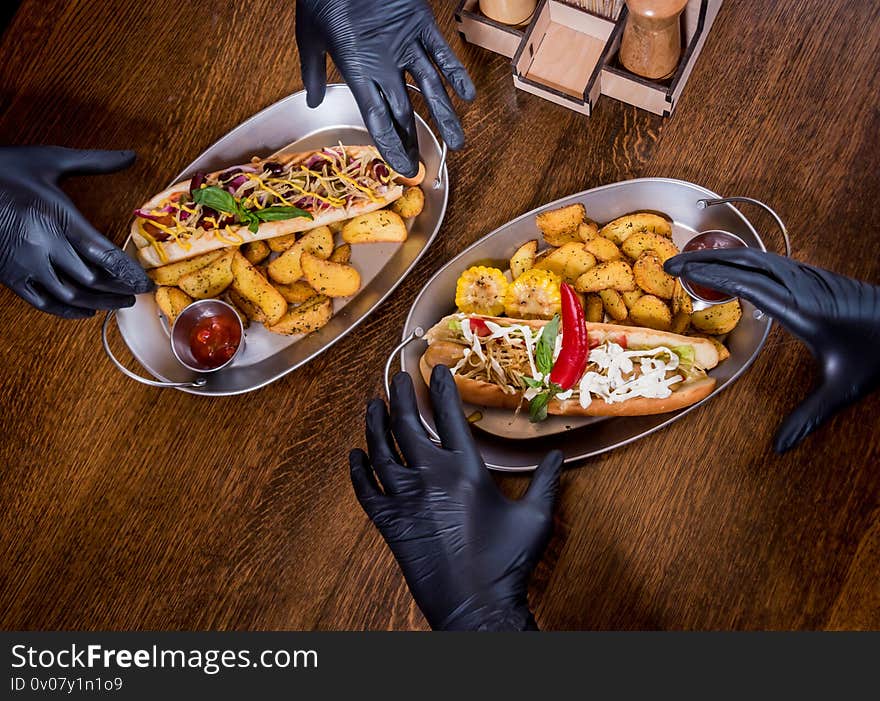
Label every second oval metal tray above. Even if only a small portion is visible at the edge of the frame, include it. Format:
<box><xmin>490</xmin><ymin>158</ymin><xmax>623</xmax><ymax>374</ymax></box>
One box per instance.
<box><xmin>400</xmin><ymin>178</ymin><xmax>775</xmax><ymax>471</ymax></box>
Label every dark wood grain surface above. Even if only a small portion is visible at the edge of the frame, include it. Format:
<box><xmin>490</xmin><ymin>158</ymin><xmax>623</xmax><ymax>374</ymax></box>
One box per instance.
<box><xmin>1</xmin><ymin>0</ymin><xmax>878</xmax><ymax>631</ymax></box>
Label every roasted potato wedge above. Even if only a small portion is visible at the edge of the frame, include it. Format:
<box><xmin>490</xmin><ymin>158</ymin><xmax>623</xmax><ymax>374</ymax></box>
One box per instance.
<box><xmin>510</xmin><ymin>239</ymin><xmax>538</xmax><ymax>280</ymax></box>
<box><xmin>574</xmin><ymin>260</ymin><xmax>637</xmax><ymax>293</ymax></box>
<box><xmin>598</xmin><ymin>289</ymin><xmax>628</xmax><ymax>321</ymax></box>
<box><xmin>621</xmin><ymin>289</ymin><xmax>644</xmax><ymax>310</ymax></box>
<box><xmin>301</xmin><ymin>252</ymin><xmax>361</xmax><ymax>297</ymax></box>
<box><xmin>329</xmin><ymin>243</ymin><xmax>352</xmax><ymax>264</ymax></box>
<box><xmin>536</xmin><ymin>203</ymin><xmax>585</xmax><ymax>246</ymax></box>
<box><xmin>599</xmin><ymin>213</ymin><xmax>672</xmax><ymax>245</ymax></box>
<box><xmin>231</xmin><ymin>251</ymin><xmax>286</xmax><ymax>326</ymax></box>
<box><xmin>155</xmin><ymin>286</ymin><xmax>192</xmax><ymax>326</ymax></box>
<box><xmin>629</xmin><ymin>294</ymin><xmax>672</xmax><ymax>331</ymax></box>
<box><xmin>267</xmin><ymin>233</ymin><xmax>298</xmax><ymax>252</ymax></box>
<box><xmin>241</xmin><ymin>240</ymin><xmax>271</xmax><ymax>265</ymax></box>
<box><xmin>177</xmin><ymin>249</ymin><xmax>234</xmax><ymax>299</ymax></box>
<box><xmin>342</xmin><ymin>210</ymin><xmax>407</xmax><ymax>244</ymax></box>
<box><xmin>670</xmin><ymin>310</ymin><xmax>691</xmax><ymax>334</ymax></box>
<box><xmin>267</xmin><ymin>295</ymin><xmax>333</xmax><ymax>336</ymax></box>
<box><xmin>577</xmin><ymin>220</ymin><xmax>599</xmax><ymax>242</ymax></box>
<box><xmin>273</xmin><ymin>280</ymin><xmax>317</xmax><ymax>304</ymax></box>
<box><xmin>267</xmin><ymin>226</ymin><xmax>334</xmax><ymax>284</ymax></box>
<box><xmin>390</xmin><ymin>186</ymin><xmax>425</xmax><ymax>219</ymax></box>
<box><xmin>584</xmin><ymin>236</ymin><xmax>622</xmax><ymax>262</ymax></box>
<box><xmin>672</xmin><ymin>279</ymin><xmax>694</xmax><ymax>315</ymax></box>
<box><xmin>226</xmin><ymin>289</ymin><xmax>266</xmax><ymax>324</ymax></box>
<box><xmin>533</xmin><ymin>242</ymin><xmax>596</xmax><ymax>284</ymax></box>
<box><xmin>634</xmin><ymin>252</ymin><xmax>675</xmax><ymax>298</ymax></box>
<box><xmin>147</xmin><ymin>250</ymin><xmax>226</xmax><ymax>286</ymax></box>
<box><xmin>691</xmin><ymin>299</ymin><xmax>742</xmax><ymax>335</ymax></box>
<box><xmin>621</xmin><ymin>231</ymin><xmax>680</xmax><ymax>262</ymax></box>
<box><xmin>584</xmin><ymin>293</ymin><xmax>604</xmax><ymax>323</ymax></box>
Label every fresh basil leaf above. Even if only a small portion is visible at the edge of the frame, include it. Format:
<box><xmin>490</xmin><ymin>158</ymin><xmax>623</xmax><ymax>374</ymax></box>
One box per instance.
<box><xmin>535</xmin><ymin>314</ymin><xmax>560</xmax><ymax>376</ymax></box>
<box><xmin>247</xmin><ymin>218</ymin><xmax>260</xmax><ymax>234</ymax></box>
<box><xmin>192</xmin><ymin>186</ymin><xmax>238</xmax><ymax>215</ymax></box>
<box><xmin>529</xmin><ymin>390</ymin><xmax>551</xmax><ymax>423</ymax></box>
<box><xmin>521</xmin><ymin>376</ymin><xmax>544</xmax><ymax>389</ymax></box>
<box><xmin>254</xmin><ymin>205</ymin><xmax>313</xmax><ymax>222</ymax></box>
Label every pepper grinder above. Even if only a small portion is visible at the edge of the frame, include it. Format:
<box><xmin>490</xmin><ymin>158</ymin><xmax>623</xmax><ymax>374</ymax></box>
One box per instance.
<box><xmin>619</xmin><ymin>0</ymin><xmax>689</xmax><ymax>80</ymax></box>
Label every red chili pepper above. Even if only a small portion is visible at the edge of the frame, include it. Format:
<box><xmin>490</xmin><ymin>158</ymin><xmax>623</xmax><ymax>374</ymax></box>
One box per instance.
<box><xmin>468</xmin><ymin>318</ymin><xmax>492</xmax><ymax>337</ymax></box>
<box><xmin>549</xmin><ymin>283</ymin><xmax>589</xmax><ymax>390</ymax></box>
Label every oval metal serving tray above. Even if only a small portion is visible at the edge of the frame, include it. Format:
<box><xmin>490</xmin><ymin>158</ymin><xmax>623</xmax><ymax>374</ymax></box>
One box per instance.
<box><xmin>400</xmin><ymin>178</ymin><xmax>772</xmax><ymax>472</ymax></box>
<box><xmin>112</xmin><ymin>84</ymin><xmax>447</xmax><ymax>395</ymax></box>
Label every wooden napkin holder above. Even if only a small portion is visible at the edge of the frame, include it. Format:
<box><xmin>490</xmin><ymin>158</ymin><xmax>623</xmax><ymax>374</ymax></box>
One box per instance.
<box><xmin>455</xmin><ymin>0</ymin><xmax>723</xmax><ymax>116</ymax></box>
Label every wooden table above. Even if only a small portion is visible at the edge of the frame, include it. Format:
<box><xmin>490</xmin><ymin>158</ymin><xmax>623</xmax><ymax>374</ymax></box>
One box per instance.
<box><xmin>1</xmin><ymin>0</ymin><xmax>878</xmax><ymax>631</ymax></box>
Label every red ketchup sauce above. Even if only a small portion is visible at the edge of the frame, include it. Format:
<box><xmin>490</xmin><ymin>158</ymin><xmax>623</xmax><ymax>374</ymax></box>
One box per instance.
<box><xmin>189</xmin><ymin>314</ymin><xmax>242</xmax><ymax>369</ymax></box>
<box><xmin>681</xmin><ymin>231</ymin><xmax>747</xmax><ymax>302</ymax></box>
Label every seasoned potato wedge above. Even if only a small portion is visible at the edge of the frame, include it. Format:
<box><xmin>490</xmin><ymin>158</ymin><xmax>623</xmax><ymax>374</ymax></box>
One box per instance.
<box><xmin>390</xmin><ymin>186</ymin><xmax>425</xmax><ymax>219</ymax></box>
<box><xmin>634</xmin><ymin>252</ymin><xmax>675</xmax><ymax>298</ymax></box>
<box><xmin>584</xmin><ymin>293</ymin><xmax>604</xmax><ymax>323</ymax></box>
<box><xmin>599</xmin><ymin>213</ymin><xmax>672</xmax><ymax>245</ymax></box>
<box><xmin>221</xmin><ymin>293</ymin><xmax>250</xmax><ymax>329</ymax></box>
<box><xmin>536</xmin><ymin>203</ymin><xmax>585</xmax><ymax>246</ymax></box>
<box><xmin>155</xmin><ymin>286</ymin><xmax>192</xmax><ymax>325</ymax></box>
<box><xmin>267</xmin><ymin>226</ymin><xmax>334</xmax><ymax>284</ymax></box>
<box><xmin>231</xmin><ymin>251</ymin><xmax>287</xmax><ymax>326</ymax></box>
<box><xmin>329</xmin><ymin>243</ymin><xmax>352</xmax><ymax>265</ymax></box>
<box><xmin>598</xmin><ymin>289</ymin><xmax>628</xmax><ymax>321</ymax></box>
<box><xmin>533</xmin><ymin>242</ymin><xmax>596</xmax><ymax>284</ymax></box>
<box><xmin>577</xmin><ymin>220</ymin><xmax>599</xmax><ymax>242</ymax></box>
<box><xmin>147</xmin><ymin>250</ymin><xmax>226</xmax><ymax>286</ymax></box>
<box><xmin>241</xmin><ymin>240</ymin><xmax>271</xmax><ymax>265</ymax></box>
<box><xmin>584</xmin><ymin>236</ymin><xmax>622</xmax><ymax>262</ymax></box>
<box><xmin>510</xmin><ymin>239</ymin><xmax>538</xmax><ymax>280</ymax></box>
<box><xmin>621</xmin><ymin>289</ymin><xmax>644</xmax><ymax>310</ymax></box>
<box><xmin>267</xmin><ymin>295</ymin><xmax>333</xmax><ymax>336</ymax></box>
<box><xmin>670</xmin><ymin>310</ymin><xmax>691</xmax><ymax>334</ymax></box>
<box><xmin>226</xmin><ymin>289</ymin><xmax>266</xmax><ymax>324</ymax></box>
<box><xmin>267</xmin><ymin>233</ymin><xmax>298</xmax><ymax>252</ymax></box>
<box><xmin>621</xmin><ymin>231</ymin><xmax>680</xmax><ymax>262</ymax></box>
<box><xmin>301</xmin><ymin>252</ymin><xmax>361</xmax><ymax>297</ymax></box>
<box><xmin>177</xmin><ymin>249</ymin><xmax>234</xmax><ymax>299</ymax></box>
<box><xmin>629</xmin><ymin>294</ymin><xmax>673</xmax><ymax>331</ymax></box>
<box><xmin>672</xmin><ymin>279</ymin><xmax>694</xmax><ymax>315</ymax></box>
<box><xmin>273</xmin><ymin>280</ymin><xmax>317</xmax><ymax>304</ymax></box>
<box><xmin>342</xmin><ymin>210</ymin><xmax>407</xmax><ymax>244</ymax></box>
<box><xmin>691</xmin><ymin>299</ymin><xmax>742</xmax><ymax>335</ymax></box>
<box><xmin>574</xmin><ymin>260</ymin><xmax>637</xmax><ymax>293</ymax></box>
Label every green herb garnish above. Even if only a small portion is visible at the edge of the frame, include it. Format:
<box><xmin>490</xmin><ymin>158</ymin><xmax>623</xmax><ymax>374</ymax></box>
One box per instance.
<box><xmin>535</xmin><ymin>314</ymin><xmax>560</xmax><ymax>376</ymax></box>
<box><xmin>193</xmin><ymin>186</ymin><xmax>312</xmax><ymax>233</ymax></box>
<box><xmin>528</xmin><ymin>382</ymin><xmax>562</xmax><ymax>423</ymax></box>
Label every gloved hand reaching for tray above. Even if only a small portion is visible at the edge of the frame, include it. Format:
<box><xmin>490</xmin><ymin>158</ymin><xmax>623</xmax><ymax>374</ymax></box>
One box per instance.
<box><xmin>665</xmin><ymin>248</ymin><xmax>880</xmax><ymax>452</ymax></box>
<box><xmin>295</xmin><ymin>0</ymin><xmax>476</xmax><ymax>178</ymax></box>
<box><xmin>349</xmin><ymin>367</ymin><xmax>564</xmax><ymax>630</ymax></box>
<box><xmin>0</xmin><ymin>146</ymin><xmax>153</xmax><ymax>319</ymax></box>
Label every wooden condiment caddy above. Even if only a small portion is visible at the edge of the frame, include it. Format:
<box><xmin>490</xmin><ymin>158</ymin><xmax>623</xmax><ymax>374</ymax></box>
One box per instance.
<box><xmin>454</xmin><ymin>0</ymin><xmax>723</xmax><ymax>116</ymax></box>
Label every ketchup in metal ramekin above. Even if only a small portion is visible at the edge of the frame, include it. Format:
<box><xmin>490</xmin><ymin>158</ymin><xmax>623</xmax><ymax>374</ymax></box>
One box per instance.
<box><xmin>680</xmin><ymin>230</ymin><xmax>747</xmax><ymax>304</ymax></box>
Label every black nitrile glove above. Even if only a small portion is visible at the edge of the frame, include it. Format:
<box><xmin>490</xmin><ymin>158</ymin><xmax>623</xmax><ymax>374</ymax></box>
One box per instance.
<box><xmin>665</xmin><ymin>248</ymin><xmax>880</xmax><ymax>452</ymax></box>
<box><xmin>0</xmin><ymin>146</ymin><xmax>153</xmax><ymax>319</ymax></box>
<box><xmin>296</xmin><ymin>0</ymin><xmax>476</xmax><ymax>177</ymax></box>
<box><xmin>349</xmin><ymin>367</ymin><xmax>563</xmax><ymax>631</ymax></box>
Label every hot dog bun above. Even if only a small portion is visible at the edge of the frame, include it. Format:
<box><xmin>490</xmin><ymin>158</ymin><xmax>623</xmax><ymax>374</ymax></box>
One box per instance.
<box><xmin>420</xmin><ymin>317</ymin><xmax>719</xmax><ymax>417</ymax></box>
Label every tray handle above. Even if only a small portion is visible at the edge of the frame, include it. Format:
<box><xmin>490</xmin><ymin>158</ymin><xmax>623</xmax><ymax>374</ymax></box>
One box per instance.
<box><xmin>696</xmin><ymin>196</ymin><xmax>791</xmax><ymax>257</ymax></box>
<box><xmin>101</xmin><ymin>310</ymin><xmax>207</xmax><ymax>389</ymax></box>
<box><xmin>406</xmin><ymin>83</ymin><xmax>447</xmax><ymax>190</ymax></box>
<box><xmin>383</xmin><ymin>326</ymin><xmax>441</xmax><ymax>444</ymax></box>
